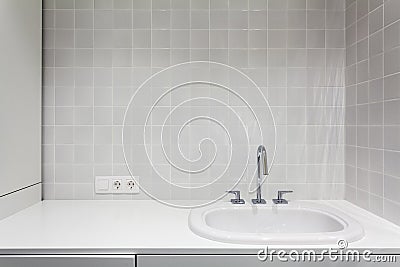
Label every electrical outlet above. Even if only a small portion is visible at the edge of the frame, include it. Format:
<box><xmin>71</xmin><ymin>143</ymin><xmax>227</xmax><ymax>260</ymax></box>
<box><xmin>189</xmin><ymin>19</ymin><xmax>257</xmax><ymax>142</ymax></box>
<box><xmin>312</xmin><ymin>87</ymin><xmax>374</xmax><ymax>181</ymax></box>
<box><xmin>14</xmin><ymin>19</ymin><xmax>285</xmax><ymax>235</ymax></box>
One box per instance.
<box><xmin>112</xmin><ymin>180</ymin><xmax>122</xmax><ymax>190</ymax></box>
<box><xmin>127</xmin><ymin>179</ymin><xmax>134</xmax><ymax>190</ymax></box>
<box><xmin>126</xmin><ymin>177</ymin><xmax>139</xmax><ymax>193</ymax></box>
<box><xmin>95</xmin><ymin>176</ymin><xmax>140</xmax><ymax>194</ymax></box>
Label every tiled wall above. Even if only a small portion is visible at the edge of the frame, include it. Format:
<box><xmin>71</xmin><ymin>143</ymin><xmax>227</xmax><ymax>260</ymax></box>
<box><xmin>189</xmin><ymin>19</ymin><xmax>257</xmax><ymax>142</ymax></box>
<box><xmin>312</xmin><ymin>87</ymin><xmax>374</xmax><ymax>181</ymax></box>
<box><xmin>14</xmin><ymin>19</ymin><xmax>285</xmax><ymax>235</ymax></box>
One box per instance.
<box><xmin>42</xmin><ymin>0</ymin><xmax>346</xmax><ymax>200</ymax></box>
<box><xmin>345</xmin><ymin>0</ymin><xmax>400</xmax><ymax>225</ymax></box>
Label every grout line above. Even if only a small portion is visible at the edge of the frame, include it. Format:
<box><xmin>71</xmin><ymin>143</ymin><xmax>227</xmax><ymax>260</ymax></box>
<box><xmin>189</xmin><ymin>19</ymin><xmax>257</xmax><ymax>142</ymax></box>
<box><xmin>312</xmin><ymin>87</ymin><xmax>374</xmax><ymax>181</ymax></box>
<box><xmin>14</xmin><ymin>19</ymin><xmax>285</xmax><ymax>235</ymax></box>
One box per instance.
<box><xmin>354</xmin><ymin>0</ymin><xmax>359</xmax><ymax>203</ymax></box>
<box><xmin>285</xmin><ymin>0</ymin><xmax>289</xmax><ymax>191</ymax></box>
<box><xmin>131</xmin><ymin>0</ymin><xmax>134</xmax><ymax>200</ymax></box>
<box><xmin>91</xmin><ymin>0</ymin><xmax>95</xmax><ymax>200</ymax></box>
<box><xmin>71</xmin><ymin>1</ymin><xmax>76</xmax><ymax>199</ymax></box>
<box><xmin>366</xmin><ymin>0</ymin><xmax>371</xmax><ymax>210</ymax></box>
<box><xmin>52</xmin><ymin>5</ymin><xmax>56</xmax><ymax>200</ymax></box>
<box><xmin>111</xmin><ymin>0</ymin><xmax>115</xmax><ymax>200</ymax></box>
<box><xmin>382</xmin><ymin>0</ymin><xmax>386</xmax><ymax>218</ymax></box>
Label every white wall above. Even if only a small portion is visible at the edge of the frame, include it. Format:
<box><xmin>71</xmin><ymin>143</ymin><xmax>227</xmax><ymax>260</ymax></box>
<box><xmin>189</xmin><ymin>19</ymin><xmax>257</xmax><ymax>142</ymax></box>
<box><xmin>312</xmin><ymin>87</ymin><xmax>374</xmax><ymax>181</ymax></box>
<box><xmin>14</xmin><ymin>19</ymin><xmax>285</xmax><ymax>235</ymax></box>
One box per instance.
<box><xmin>345</xmin><ymin>0</ymin><xmax>400</xmax><ymax>226</ymax></box>
<box><xmin>0</xmin><ymin>0</ymin><xmax>42</xmax><ymax>219</ymax></box>
<box><xmin>42</xmin><ymin>0</ymin><xmax>346</xmax><ymax>201</ymax></box>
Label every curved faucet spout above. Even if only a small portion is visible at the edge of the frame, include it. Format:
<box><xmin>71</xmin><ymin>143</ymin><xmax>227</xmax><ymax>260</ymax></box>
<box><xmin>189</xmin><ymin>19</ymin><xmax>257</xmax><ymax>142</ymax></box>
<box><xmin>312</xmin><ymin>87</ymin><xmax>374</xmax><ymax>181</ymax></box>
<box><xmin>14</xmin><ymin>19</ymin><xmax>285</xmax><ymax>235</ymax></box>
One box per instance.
<box><xmin>252</xmin><ymin>145</ymin><xmax>268</xmax><ymax>204</ymax></box>
<box><xmin>257</xmin><ymin>145</ymin><xmax>268</xmax><ymax>176</ymax></box>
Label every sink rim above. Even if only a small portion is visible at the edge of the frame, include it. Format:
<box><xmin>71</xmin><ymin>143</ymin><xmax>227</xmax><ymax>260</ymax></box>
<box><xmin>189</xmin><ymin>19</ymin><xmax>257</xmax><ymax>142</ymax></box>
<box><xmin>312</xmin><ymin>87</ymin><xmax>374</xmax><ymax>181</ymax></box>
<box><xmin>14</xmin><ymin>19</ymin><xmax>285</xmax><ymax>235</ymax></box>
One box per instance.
<box><xmin>189</xmin><ymin>201</ymin><xmax>365</xmax><ymax>245</ymax></box>
<box><xmin>203</xmin><ymin>205</ymin><xmax>350</xmax><ymax>233</ymax></box>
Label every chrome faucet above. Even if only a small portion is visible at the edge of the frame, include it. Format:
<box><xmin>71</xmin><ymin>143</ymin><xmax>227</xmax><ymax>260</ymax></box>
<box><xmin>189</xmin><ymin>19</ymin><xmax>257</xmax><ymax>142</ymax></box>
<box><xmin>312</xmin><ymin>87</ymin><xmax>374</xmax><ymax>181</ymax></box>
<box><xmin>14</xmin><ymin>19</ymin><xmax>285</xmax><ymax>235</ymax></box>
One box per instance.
<box><xmin>252</xmin><ymin>145</ymin><xmax>268</xmax><ymax>204</ymax></box>
<box><xmin>272</xmin><ymin>190</ymin><xmax>293</xmax><ymax>204</ymax></box>
<box><xmin>226</xmin><ymin>190</ymin><xmax>245</xmax><ymax>204</ymax></box>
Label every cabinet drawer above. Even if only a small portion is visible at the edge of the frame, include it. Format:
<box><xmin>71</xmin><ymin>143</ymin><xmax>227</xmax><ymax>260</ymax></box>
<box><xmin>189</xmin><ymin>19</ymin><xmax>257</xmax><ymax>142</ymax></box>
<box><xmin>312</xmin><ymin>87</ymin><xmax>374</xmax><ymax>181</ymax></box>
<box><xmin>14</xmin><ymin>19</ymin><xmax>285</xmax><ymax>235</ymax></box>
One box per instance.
<box><xmin>137</xmin><ymin>255</ymin><xmax>399</xmax><ymax>267</ymax></box>
<box><xmin>0</xmin><ymin>255</ymin><xmax>135</xmax><ymax>267</ymax></box>
<box><xmin>137</xmin><ymin>255</ymin><xmax>262</xmax><ymax>267</ymax></box>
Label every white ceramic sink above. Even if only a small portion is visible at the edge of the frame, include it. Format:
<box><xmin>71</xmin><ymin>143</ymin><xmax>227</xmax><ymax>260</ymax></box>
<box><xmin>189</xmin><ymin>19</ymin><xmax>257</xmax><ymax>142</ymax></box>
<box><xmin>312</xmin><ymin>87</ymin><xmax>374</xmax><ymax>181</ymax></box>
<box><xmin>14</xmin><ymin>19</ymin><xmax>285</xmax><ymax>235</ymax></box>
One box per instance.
<box><xmin>189</xmin><ymin>201</ymin><xmax>364</xmax><ymax>245</ymax></box>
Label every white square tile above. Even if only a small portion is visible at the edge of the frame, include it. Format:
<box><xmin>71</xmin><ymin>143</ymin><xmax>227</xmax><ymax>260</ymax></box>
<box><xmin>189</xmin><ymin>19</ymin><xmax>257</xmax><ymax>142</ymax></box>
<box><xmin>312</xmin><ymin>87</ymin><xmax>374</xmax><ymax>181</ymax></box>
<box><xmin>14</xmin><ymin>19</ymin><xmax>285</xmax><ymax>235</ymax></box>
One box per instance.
<box><xmin>384</xmin><ymin>0</ymin><xmax>400</xmax><ymax>26</ymax></box>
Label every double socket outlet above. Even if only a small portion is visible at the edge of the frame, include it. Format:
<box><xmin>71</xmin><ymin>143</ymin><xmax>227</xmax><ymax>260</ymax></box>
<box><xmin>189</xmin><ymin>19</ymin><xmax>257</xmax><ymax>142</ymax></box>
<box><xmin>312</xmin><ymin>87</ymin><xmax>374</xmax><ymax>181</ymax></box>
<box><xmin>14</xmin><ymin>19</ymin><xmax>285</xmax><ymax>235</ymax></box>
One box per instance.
<box><xmin>95</xmin><ymin>176</ymin><xmax>140</xmax><ymax>194</ymax></box>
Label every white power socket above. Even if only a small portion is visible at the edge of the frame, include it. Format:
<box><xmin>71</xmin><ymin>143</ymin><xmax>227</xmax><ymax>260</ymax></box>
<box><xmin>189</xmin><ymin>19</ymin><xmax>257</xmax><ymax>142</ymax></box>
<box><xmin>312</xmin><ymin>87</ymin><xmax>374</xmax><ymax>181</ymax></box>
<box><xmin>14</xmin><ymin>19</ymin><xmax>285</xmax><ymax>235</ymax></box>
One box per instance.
<box><xmin>127</xmin><ymin>179</ymin><xmax>135</xmax><ymax>190</ymax></box>
<box><xmin>95</xmin><ymin>176</ymin><xmax>140</xmax><ymax>194</ymax></box>
<box><xmin>113</xmin><ymin>180</ymin><xmax>122</xmax><ymax>190</ymax></box>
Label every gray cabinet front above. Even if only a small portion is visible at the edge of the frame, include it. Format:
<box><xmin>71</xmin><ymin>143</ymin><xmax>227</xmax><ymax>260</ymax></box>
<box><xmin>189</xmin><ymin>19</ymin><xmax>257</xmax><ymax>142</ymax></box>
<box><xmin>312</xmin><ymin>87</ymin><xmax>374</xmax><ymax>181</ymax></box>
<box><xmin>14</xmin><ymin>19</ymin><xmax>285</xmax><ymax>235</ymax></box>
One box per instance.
<box><xmin>137</xmin><ymin>255</ymin><xmax>399</xmax><ymax>267</ymax></box>
<box><xmin>0</xmin><ymin>255</ymin><xmax>135</xmax><ymax>267</ymax></box>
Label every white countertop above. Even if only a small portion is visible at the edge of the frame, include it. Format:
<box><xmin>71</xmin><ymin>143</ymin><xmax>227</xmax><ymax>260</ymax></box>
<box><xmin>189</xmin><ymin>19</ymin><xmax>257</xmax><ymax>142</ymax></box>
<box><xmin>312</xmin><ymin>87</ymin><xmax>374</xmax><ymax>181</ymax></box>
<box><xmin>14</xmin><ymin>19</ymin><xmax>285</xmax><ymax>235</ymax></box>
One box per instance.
<box><xmin>0</xmin><ymin>200</ymin><xmax>399</xmax><ymax>254</ymax></box>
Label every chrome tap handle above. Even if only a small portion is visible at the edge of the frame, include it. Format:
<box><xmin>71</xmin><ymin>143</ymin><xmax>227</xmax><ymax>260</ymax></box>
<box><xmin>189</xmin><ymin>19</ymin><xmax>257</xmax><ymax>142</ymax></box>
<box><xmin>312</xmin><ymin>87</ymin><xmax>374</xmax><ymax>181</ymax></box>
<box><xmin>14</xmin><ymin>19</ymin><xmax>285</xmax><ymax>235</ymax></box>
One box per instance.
<box><xmin>278</xmin><ymin>190</ymin><xmax>293</xmax><ymax>200</ymax></box>
<box><xmin>273</xmin><ymin>190</ymin><xmax>293</xmax><ymax>204</ymax></box>
<box><xmin>226</xmin><ymin>190</ymin><xmax>245</xmax><ymax>204</ymax></box>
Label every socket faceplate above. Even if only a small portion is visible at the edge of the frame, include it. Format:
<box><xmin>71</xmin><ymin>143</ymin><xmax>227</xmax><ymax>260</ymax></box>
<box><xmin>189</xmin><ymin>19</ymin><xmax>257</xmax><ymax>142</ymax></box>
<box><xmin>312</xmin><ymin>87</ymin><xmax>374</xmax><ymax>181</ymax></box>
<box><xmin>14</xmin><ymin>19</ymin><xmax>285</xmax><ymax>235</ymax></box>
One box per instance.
<box><xmin>95</xmin><ymin>176</ymin><xmax>140</xmax><ymax>194</ymax></box>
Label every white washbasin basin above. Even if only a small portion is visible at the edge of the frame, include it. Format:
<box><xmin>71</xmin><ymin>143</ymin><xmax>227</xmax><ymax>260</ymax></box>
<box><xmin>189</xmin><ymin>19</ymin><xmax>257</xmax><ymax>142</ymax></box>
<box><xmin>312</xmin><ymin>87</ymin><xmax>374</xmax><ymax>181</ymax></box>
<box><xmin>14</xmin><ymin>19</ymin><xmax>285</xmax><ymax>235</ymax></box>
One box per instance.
<box><xmin>189</xmin><ymin>201</ymin><xmax>364</xmax><ymax>245</ymax></box>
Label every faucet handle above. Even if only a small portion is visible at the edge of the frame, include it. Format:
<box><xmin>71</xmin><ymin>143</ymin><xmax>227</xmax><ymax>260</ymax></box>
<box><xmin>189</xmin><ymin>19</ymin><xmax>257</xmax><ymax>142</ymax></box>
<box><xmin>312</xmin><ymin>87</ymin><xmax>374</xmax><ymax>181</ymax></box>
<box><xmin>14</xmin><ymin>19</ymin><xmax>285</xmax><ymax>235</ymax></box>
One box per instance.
<box><xmin>226</xmin><ymin>190</ymin><xmax>245</xmax><ymax>204</ymax></box>
<box><xmin>277</xmin><ymin>190</ymin><xmax>293</xmax><ymax>199</ymax></box>
<box><xmin>273</xmin><ymin>190</ymin><xmax>293</xmax><ymax>204</ymax></box>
